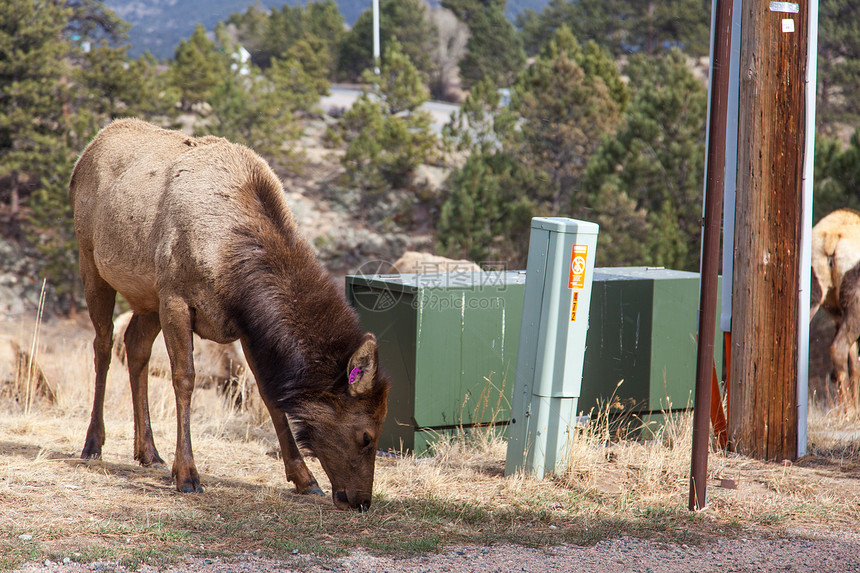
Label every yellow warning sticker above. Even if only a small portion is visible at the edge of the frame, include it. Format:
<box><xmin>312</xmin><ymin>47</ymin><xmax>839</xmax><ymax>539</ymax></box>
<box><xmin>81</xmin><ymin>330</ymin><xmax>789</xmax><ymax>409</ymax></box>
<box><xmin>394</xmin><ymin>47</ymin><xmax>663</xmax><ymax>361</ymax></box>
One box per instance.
<box><xmin>568</xmin><ymin>244</ymin><xmax>588</xmax><ymax>289</ymax></box>
<box><xmin>570</xmin><ymin>291</ymin><xmax>579</xmax><ymax>321</ymax></box>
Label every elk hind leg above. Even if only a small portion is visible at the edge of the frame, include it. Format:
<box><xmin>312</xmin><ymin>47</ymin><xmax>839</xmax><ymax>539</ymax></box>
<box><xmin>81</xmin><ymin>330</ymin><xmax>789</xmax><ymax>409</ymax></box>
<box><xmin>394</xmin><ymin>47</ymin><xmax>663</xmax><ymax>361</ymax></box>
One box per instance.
<box><xmin>832</xmin><ymin>322</ymin><xmax>860</xmax><ymax>411</ymax></box>
<box><xmin>80</xmin><ymin>256</ymin><xmax>116</xmax><ymax>459</ymax></box>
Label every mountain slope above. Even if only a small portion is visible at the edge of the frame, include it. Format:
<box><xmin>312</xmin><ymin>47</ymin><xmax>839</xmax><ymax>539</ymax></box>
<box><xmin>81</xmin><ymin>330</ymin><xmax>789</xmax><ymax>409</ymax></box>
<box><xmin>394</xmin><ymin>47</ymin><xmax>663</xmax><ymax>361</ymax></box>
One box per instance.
<box><xmin>104</xmin><ymin>0</ymin><xmax>549</xmax><ymax>60</ymax></box>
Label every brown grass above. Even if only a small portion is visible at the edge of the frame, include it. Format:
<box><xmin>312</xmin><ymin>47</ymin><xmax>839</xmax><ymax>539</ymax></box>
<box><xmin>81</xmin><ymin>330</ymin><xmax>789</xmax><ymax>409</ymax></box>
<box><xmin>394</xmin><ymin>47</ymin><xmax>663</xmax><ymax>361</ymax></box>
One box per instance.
<box><xmin>1</xmin><ymin>315</ymin><xmax>859</xmax><ymax>569</ymax></box>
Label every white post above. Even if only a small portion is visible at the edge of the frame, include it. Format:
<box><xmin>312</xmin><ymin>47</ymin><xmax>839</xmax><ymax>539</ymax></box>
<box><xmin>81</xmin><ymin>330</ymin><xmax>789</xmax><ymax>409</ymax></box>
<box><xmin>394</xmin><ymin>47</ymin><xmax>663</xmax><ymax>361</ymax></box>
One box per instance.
<box><xmin>506</xmin><ymin>218</ymin><xmax>599</xmax><ymax>479</ymax></box>
<box><xmin>797</xmin><ymin>0</ymin><xmax>819</xmax><ymax>458</ymax></box>
<box><xmin>719</xmin><ymin>0</ymin><xmax>743</xmax><ymax>334</ymax></box>
<box><xmin>372</xmin><ymin>0</ymin><xmax>380</xmax><ymax>74</ymax></box>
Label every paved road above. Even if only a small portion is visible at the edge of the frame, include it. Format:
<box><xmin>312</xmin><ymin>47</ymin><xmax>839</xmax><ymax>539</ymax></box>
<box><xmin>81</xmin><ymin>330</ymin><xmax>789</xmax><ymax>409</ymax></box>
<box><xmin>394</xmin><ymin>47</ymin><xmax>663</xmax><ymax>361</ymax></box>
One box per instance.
<box><xmin>320</xmin><ymin>85</ymin><xmax>459</xmax><ymax>133</ymax></box>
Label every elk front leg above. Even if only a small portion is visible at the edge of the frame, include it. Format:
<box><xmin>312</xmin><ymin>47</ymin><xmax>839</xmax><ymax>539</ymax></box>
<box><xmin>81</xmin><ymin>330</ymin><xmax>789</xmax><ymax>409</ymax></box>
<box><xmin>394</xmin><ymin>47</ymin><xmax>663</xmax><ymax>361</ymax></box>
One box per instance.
<box><xmin>264</xmin><ymin>399</ymin><xmax>324</xmax><ymax>496</ymax></box>
<box><xmin>125</xmin><ymin>312</ymin><xmax>165</xmax><ymax>467</ymax></box>
<box><xmin>160</xmin><ymin>298</ymin><xmax>202</xmax><ymax>493</ymax></box>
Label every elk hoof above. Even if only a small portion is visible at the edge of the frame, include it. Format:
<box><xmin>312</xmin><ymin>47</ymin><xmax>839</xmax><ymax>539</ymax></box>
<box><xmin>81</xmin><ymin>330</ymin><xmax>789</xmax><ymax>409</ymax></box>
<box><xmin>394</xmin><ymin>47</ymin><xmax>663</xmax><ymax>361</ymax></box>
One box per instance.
<box><xmin>135</xmin><ymin>452</ymin><xmax>166</xmax><ymax>468</ymax></box>
<box><xmin>300</xmin><ymin>484</ymin><xmax>324</xmax><ymax>496</ymax></box>
<box><xmin>177</xmin><ymin>481</ymin><xmax>204</xmax><ymax>494</ymax></box>
<box><xmin>81</xmin><ymin>436</ymin><xmax>103</xmax><ymax>459</ymax></box>
<box><xmin>80</xmin><ymin>449</ymin><xmax>101</xmax><ymax>460</ymax></box>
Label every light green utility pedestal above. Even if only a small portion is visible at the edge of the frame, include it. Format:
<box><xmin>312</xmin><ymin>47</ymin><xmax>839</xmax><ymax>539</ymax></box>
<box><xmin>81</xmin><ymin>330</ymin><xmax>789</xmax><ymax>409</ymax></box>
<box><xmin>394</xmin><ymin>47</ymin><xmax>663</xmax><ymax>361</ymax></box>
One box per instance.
<box><xmin>505</xmin><ymin>217</ymin><xmax>599</xmax><ymax>478</ymax></box>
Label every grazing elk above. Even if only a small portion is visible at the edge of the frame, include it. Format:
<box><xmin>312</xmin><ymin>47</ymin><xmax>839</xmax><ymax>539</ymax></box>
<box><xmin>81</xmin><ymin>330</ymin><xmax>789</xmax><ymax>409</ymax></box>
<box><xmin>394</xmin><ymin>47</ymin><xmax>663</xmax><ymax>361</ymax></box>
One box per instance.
<box><xmin>810</xmin><ymin>208</ymin><xmax>860</xmax><ymax>408</ymax></box>
<box><xmin>70</xmin><ymin>118</ymin><xmax>390</xmax><ymax>510</ymax></box>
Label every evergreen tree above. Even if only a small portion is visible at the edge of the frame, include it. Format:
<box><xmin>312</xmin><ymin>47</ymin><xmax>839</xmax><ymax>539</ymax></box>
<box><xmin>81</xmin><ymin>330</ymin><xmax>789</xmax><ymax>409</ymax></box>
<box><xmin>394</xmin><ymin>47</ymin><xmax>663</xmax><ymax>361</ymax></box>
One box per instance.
<box><xmin>272</xmin><ymin>38</ymin><xmax>331</xmax><ymax>110</ymax></box>
<box><xmin>26</xmin><ymin>135</ymin><xmax>81</xmax><ymax>314</ymax></box>
<box><xmin>337</xmin><ymin>41</ymin><xmax>436</xmax><ymax>207</ymax></box>
<box><xmin>361</xmin><ymin>40</ymin><xmax>429</xmax><ymax>115</ymax></box>
<box><xmin>443</xmin><ymin>79</ymin><xmax>517</xmax><ymax>156</ymax></box>
<box><xmin>812</xmin><ymin>130</ymin><xmax>860</xmax><ymax>222</ymax></box>
<box><xmin>817</xmin><ymin>0</ymin><xmax>860</xmax><ymax>130</ymax></box>
<box><xmin>512</xmin><ymin>26</ymin><xmax>626</xmax><ymax>212</ymax></box>
<box><xmin>260</xmin><ymin>0</ymin><xmax>344</xmax><ymax>76</ymax></box>
<box><xmin>337</xmin><ymin>0</ymin><xmax>437</xmax><ymax>84</ymax></box>
<box><xmin>0</xmin><ymin>0</ymin><xmax>72</xmax><ymax>238</ymax></box>
<box><xmin>169</xmin><ymin>24</ymin><xmax>229</xmax><ymax>110</ymax></box>
<box><xmin>437</xmin><ymin>153</ymin><xmax>533</xmax><ymax>264</ymax></box>
<box><xmin>445</xmin><ymin>0</ymin><xmax>525</xmax><ymax>88</ymax></box>
<box><xmin>206</xmin><ymin>62</ymin><xmax>303</xmax><ymax>175</ymax></box>
<box><xmin>439</xmin><ymin>81</ymin><xmax>533</xmax><ymax>266</ymax></box>
<box><xmin>68</xmin><ymin>1</ymin><xmax>175</xmax><ymax>121</ymax></box>
<box><xmin>517</xmin><ymin>0</ymin><xmax>710</xmax><ymax>58</ymax></box>
<box><xmin>224</xmin><ymin>4</ymin><xmax>269</xmax><ymax>64</ymax></box>
<box><xmin>581</xmin><ymin>49</ymin><xmax>707</xmax><ymax>270</ymax></box>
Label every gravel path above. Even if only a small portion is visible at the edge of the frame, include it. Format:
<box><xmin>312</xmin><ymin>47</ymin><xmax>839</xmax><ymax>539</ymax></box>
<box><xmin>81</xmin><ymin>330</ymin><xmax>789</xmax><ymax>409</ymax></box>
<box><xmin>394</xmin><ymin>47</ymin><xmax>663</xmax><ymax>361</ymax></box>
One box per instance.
<box><xmin>14</xmin><ymin>533</ymin><xmax>860</xmax><ymax>573</ymax></box>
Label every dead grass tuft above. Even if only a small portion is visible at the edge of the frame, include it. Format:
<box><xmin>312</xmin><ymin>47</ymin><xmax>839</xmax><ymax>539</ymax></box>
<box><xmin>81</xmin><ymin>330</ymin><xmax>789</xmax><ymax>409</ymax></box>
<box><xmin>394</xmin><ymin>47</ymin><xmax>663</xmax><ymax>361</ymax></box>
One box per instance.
<box><xmin>0</xmin><ymin>315</ymin><xmax>859</xmax><ymax>569</ymax></box>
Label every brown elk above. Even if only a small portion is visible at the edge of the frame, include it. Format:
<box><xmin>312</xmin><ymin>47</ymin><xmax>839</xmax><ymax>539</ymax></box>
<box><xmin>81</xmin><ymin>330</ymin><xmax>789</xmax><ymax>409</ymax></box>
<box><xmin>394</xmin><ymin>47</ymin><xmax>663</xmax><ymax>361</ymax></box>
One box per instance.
<box><xmin>70</xmin><ymin>118</ymin><xmax>390</xmax><ymax>510</ymax></box>
<box><xmin>810</xmin><ymin>208</ymin><xmax>860</xmax><ymax>408</ymax></box>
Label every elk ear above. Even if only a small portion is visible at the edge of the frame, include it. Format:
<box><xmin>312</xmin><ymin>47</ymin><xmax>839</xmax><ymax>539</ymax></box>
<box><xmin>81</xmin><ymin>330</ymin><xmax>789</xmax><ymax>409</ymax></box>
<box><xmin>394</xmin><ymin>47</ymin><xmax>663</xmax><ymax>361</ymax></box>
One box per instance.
<box><xmin>347</xmin><ymin>333</ymin><xmax>378</xmax><ymax>396</ymax></box>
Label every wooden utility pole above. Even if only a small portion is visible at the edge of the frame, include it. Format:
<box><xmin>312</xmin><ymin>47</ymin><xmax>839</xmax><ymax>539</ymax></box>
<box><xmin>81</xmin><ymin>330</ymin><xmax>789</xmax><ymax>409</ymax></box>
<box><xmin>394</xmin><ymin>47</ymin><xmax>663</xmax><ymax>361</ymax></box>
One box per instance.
<box><xmin>729</xmin><ymin>0</ymin><xmax>809</xmax><ymax>460</ymax></box>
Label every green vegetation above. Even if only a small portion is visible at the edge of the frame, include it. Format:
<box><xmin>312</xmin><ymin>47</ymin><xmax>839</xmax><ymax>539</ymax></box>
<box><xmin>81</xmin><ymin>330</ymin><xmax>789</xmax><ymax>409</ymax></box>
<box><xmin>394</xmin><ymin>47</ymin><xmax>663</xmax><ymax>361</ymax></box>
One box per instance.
<box><xmin>443</xmin><ymin>0</ymin><xmax>526</xmax><ymax>89</ymax></box>
<box><xmin>812</xmin><ymin>131</ymin><xmax>860</xmax><ymax>223</ymax></box>
<box><xmin>335</xmin><ymin>40</ymin><xmax>437</xmax><ymax>208</ymax></box>
<box><xmin>517</xmin><ymin>0</ymin><xmax>711</xmax><ymax>58</ymax></box>
<box><xmin>337</xmin><ymin>0</ymin><xmax>437</xmax><ymax>83</ymax></box>
<box><xmin>581</xmin><ymin>49</ymin><xmax>707</xmax><ymax>270</ymax></box>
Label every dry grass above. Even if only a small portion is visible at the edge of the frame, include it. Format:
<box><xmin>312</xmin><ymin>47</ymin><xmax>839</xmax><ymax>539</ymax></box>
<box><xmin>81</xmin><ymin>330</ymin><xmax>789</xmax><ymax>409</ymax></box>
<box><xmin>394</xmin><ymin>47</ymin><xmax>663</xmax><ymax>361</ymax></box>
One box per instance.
<box><xmin>1</xmin><ymin>315</ymin><xmax>860</xmax><ymax>570</ymax></box>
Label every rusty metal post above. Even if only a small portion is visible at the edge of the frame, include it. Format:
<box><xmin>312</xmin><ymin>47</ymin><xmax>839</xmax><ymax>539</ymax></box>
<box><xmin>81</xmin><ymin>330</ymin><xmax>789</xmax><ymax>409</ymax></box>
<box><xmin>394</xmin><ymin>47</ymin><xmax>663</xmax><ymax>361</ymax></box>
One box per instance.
<box><xmin>689</xmin><ymin>0</ymin><xmax>733</xmax><ymax>511</ymax></box>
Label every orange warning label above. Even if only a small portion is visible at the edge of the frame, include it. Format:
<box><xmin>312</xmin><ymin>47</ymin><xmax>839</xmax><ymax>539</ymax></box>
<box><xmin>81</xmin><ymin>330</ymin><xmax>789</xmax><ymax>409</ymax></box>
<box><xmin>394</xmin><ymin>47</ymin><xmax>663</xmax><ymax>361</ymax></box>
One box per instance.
<box><xmin>568</xmin><ymin>244</ymin><xmax>588</xmax><ymax>289</ymax></box>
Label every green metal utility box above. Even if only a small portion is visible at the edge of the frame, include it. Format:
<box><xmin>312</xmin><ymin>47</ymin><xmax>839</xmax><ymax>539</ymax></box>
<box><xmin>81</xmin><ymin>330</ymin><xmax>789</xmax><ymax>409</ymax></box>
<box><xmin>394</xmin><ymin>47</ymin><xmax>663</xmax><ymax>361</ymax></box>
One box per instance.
<box><xmin>347</xmin><ymin>267</ymin><xmax>721</xmax><ymax>454</ymax></box>
<box><xmin>578</xmin><ymin>267</ymin><xmax>723</xmax><ymax>418</ymax></box>
<box><xmin>345</xmin><ymin>271</ymin><xmax>526</xmax><ymax>453</ymax></box>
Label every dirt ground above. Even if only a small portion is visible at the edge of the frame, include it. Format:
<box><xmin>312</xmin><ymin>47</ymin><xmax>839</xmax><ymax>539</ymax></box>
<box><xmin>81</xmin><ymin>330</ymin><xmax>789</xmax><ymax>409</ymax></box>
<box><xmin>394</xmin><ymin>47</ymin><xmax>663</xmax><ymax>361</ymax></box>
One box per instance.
<box><xmin>4</xmin><ymin>315</ymin><xmax>860</xmax><ymax>572</ymax></box>
<box><xmin>12</xmin><ymin>533</ymin><xmax>860</xmax><ymax>572</ymax></box>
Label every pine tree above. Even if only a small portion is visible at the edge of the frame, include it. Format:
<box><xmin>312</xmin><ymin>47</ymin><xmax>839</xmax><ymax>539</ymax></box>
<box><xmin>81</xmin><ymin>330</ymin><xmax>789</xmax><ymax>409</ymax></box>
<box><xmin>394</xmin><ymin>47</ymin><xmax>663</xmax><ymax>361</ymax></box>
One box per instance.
<box><xmin>0</xmin><ymin>0</ymin><xmax>72</xmax><ymax>238</ymax></box>
<box><xmin>261</xmin><ymin>0</ymin><xmax>344</xmax><ymax>76</ymax></box>
<box><xmin>170</xmin><ymin>24</ymin><xmax>229</xmax><ymax>110</ymax></box>
<box><xmin>26</xmin><ymin>137</ymin><xmax>81</xmax><ymax>314</ymax></box>
<box><xmin>817</xmin><ymin>0</ymin><xmax>860</xmax><ymax>130</ymax></box>
<box><xmin>448</xmin><ymin>0</ymin><xmax>525</xmax><ymax>88</ymax></box>
<box><xmin>438</xmin><ymin>79</ymin><xmax>533</xmax><ymax>266</ymax></box>
<box><xmin>812</xmin><ymin>130</ymin><xmax>860</xmax><ymax>222</ymax></box>
<box><xmin>581</xmin><ymin>49</ymin><xmax>707</xmax><ymax>270</ymax></box>
<box><xmin>516</xmin><ymin>0</ymin><xmax>710</xmax><ymax>58</ymax></box>
<box><xmin>437</xmin><ymin>153</ymin><xmax>533</xmax><ymax>264</ymax></box>
<box><xmin>360</xmin><ymin>41</ymin><xmax>429</xmax><ymax>115</ymax></box>
<box><xmin>337</xmin><ymin>41</ymin><xmax>436</xmax><ymax>207</ymax></box>
<box><xmin>443</xmin><ymin>79</ymin><xmax>517</xmax><ymax>156</ymax></box>
<box><xmin>512</xmin><ymin>26</ymin><xmax>626</xmax><ymax>212</ymax></box>
<box><xmin>337</xmin><ymin>0</ymin><xmax>437</xmax><ymax>84</ymax></box>
<box><xmin>206</xmin><ymin>63</ymin><xmax>303</xmax><ymax>175</ymax></box>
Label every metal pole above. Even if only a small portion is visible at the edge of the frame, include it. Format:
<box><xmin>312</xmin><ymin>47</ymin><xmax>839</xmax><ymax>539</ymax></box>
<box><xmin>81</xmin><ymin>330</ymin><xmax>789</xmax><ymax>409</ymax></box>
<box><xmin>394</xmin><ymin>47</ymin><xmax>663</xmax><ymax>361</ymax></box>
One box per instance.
<box><xmin>797</xmin><ymin>0</ymin><xmax>819</xmax><ymax>459</ymax></box>
<box><xmin>372</xmin><ymin>0</ymin><xmax>380</xmax><ymax>74</ymax></box>
<box><xmin>689</xmin><ymin>0</ymin><xmax>733</xmax><ymax>511</ymax></box>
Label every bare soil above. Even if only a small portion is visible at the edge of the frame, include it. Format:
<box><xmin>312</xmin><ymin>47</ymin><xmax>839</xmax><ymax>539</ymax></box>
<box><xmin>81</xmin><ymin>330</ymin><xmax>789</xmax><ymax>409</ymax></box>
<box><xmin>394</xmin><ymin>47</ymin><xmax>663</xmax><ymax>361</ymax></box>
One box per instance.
<box><xmin>3</xmin><ymin>316</ymin><xmax>860</xmax><ymax>572</ymax></box>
